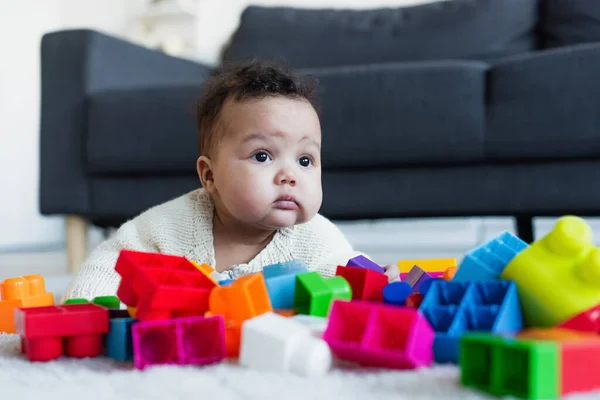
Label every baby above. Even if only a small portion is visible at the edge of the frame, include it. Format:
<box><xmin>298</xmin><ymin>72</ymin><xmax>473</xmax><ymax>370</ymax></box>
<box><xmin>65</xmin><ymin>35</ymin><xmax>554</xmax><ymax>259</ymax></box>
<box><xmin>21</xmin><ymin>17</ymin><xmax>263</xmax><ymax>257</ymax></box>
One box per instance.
<box><xmin>62</xmin><ymin>59</ymin><xmax>400</xmax><ymax>301</ymax></box>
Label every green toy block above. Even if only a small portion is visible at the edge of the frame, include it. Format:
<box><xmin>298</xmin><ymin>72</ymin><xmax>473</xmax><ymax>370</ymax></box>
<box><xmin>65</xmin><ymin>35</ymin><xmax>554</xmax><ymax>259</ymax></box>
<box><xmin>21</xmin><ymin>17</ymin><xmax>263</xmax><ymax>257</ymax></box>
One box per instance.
<box><xmin>293</xmin><ymin>272</ymin><xmax>351</xmax><ymax>317</ymax></box>
<box><xmin>460</xmin><ymin>333</ymin><xmax>559</xmax><ymax>400</ymax></box>
<box><xmin>63</xmin><ymin>298</ymin><xmax>89</xmax><ymax>305</ymax></box>
<box><xmin>92</xmin><ymin>295</ymin><xmax>121</xmax><ymax>309</ymax></box>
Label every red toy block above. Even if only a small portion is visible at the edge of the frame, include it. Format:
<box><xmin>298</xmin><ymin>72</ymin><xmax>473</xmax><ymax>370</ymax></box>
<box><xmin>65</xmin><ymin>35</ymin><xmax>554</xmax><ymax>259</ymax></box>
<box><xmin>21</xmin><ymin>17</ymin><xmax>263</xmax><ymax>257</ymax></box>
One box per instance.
<box><xmin>405</xmin><ymin>292</ymin><xmax>424</xmax><ymax>308</ymax></box>
<box><xmin>557</xmin><ymin>304</ymin><xmax>600</xmax><ymax>334</ymax></box>
<box><xmin>15</xmin><ymin>304</ymin><xmax>109</xmax><ymax>362</ymax></box>
<box><xmin>335</xmin><ymin>265</ymin><xmax>387</xmax><ymax>302</ymax></box>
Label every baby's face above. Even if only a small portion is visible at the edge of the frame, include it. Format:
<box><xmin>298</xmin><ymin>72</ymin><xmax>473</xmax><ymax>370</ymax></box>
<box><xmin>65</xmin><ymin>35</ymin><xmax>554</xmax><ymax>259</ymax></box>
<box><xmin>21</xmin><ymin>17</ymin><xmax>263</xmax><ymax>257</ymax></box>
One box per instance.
<box><xmin>208</xmin><ymin>96</ymin><xmax>322</xmax><ymax>230</ymax></box>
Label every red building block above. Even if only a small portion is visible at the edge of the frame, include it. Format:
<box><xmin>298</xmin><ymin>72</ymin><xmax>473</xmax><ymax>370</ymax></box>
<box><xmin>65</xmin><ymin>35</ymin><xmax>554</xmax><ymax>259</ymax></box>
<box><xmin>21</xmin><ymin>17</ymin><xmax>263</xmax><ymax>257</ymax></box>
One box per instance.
<box><xmin>557</xmin><ymin>304</ymin><xmax>600</xmax><ymax>334</ymax></box>
<box><xmin>335</xmin><ymin>265</ymin><xmax>388</xmax><ymax>302</ymax></box>
<box><xmin>114</xmin><ymin>250</ymin><xmax>217</xmax><ymax>321</ymax></box>
<box><xmin>15</xmin><ymin>303</ymin><xmax>109</xmax><ymax>362</ymax></box>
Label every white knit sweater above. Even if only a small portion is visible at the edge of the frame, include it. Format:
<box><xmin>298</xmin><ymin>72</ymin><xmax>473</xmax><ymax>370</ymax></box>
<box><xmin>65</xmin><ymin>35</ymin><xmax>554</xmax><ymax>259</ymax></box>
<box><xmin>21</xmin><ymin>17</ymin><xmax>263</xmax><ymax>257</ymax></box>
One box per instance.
<box><xmin>62</xmin><ymin>188</ymin><xmax>363</xmax><ymax>301</ymax></box>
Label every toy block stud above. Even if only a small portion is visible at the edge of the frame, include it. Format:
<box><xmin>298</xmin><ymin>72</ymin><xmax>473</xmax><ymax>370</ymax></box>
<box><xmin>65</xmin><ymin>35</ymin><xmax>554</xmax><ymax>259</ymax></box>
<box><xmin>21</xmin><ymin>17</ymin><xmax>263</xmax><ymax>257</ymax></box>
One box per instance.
<box><xmin>132</xmin><ymin>315</ymin><xmax>226</xmax><ymax>370</ymax></box>
<box><xmin>263</xmin><ymin>260</ymin><xmax>307</xmax><ymax>279</ymax></box>
<box><xmin>398</xmin><ymin>258</ymin><xmax>456</xmax><ymax>274</ymax></box>
<box><xmin>240</xmin><ymin>312</ymin><xmax>332</xmax><ymax>376</ymax></box>
<box><xmin>347</xmin><ymin>255</ymin><xmax>384</xmax><ymax>274</ymax></box>
<box><xmin>323</xmin><ymin>300</ymin><xmax>434</xmax><ymax>369</ymax></box>
<box><xmin>454</xmin><ymin>231</ymin><xmax>528</xmax><ymax>282</ymax></box>
<box><xmin>0</xmin><ymin>274</ymin><xmax>54</xmax><ymax>333</ymax></box>
<box><xmin>15</xmin><ymin>304</ymin><xmax>109</xmax><ymax>362</ymax></box>
<box><xmin>64</xmin><ymin>298</ymin><xmax>89</xmax><ymax>305</ymax></box>
<box><xmin>382</xmin><ymin>282</ymin><xmax>412</xmax><ymax>306</ymax></box>
<box><xmin>293</xmin><ymin>272</ymin><xmax>351</xmax><ymax>317</ymax></box>
<box><xmin>93</xmin><ymin>296</ymin><xmax>120</xmax><ymax>309</ymax></box>
<box><xmin>501</xmin><ymin>216</ymin><xmax>600</xmax><ymax>327</ymax></box>
<box><xmin>336</xmin><ymin>265</ymin><xmax>388</xmax><ymax>302</ymax></box>
<box><xmin>209</xmin><ymin>274</ymin><xmax>273</xmax><ymax>357</ymax></box>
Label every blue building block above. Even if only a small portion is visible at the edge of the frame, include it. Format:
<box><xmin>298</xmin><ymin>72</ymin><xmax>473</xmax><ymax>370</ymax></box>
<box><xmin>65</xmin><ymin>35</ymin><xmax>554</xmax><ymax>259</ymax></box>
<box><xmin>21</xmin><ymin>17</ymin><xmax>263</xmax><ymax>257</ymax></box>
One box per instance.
<box><xmin>382</xmin><ymin>282</ymin><xmax>412</xmax><ymax>305</ymax></box>
<box><xmin>453</xmin><ymin>231</ymin><xmax>528</xmax><ymax>281</ymax></box>
<box><xmin>264</xmin><ymin>274</ymin><xmax>297</xmax><ymax>309</ymax></box>
<box><xmin>106</xmin><ymin>317</ymin><xmax>135</xmax><ymax>361</ymax></box>
<box><xmin>219</xmin><ymin>279</ymin><xmax>233</xmax><ymax>286</ymax></box>
<box><xmin>419</xmin><ymin>280</ymin><xmax>523</xmax><ymax>364</ymax></box>
<box><xmin>263</xmin><ymin>260</ymin><xmax>307</xmax><ymax>279</ymax></box>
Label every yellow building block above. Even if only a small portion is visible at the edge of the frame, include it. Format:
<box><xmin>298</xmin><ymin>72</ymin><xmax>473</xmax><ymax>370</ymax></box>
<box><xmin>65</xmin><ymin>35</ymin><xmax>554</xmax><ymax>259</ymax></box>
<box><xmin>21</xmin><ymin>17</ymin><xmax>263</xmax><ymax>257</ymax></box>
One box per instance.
<box><xmin>398</xmin><ymin>258</ymin><xmax>456</xmax><ymax>273</ymax></box>
<box><xmin>501</xmin><ymin>215</ymin><xmax>600</xmax><ymax>327</ymax></box>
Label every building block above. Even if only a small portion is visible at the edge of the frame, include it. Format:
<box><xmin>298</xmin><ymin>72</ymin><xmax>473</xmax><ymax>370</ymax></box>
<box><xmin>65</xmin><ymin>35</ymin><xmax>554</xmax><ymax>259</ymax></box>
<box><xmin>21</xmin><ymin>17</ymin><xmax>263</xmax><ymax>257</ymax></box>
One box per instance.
<box><xmin>460</xmin><ymin>332</ymin><xmax>559</xmax><ymax>399</ymax></box>
<box><xmin>398</xmin><ymin>258</ymin><xmax>456</xmax><ymax>274</ymax></box>
<box><xmin>323</xmin><ymin>300</ymin><xmax>434</xmax><ymax>369</ymax></box>
<box><xmin>419</xmin><ymin>280</ymin><xmax>523</xmax><ymax>363</ymax></box>
<box><xmin>0</xmin><ymin>274</ymin><xmax>54</xmax><ymax>333</ymax></box>
<box><xmin>132</xmin><ymin>315</ymin><xmax>226</xmax><ymax>370</ymax></box>
<box><xmin>405</xmin><ymin>292</ymin><xmax>424</xmax><ymax>308</ymax></box>
<box><xmin>290</xmin><ymin>314</ymin><xmax>328</xmax><ymax>338</ymax></box>
<box><xmin>557</xmin><ymin>304</ymin><xmax>600</xmax><ymax>333</ymax></box>
<box><xmin>93</xmin><ymin>296</ymin><xmax>120</xmax><ymax>309</ymax></box>
<box><xmin>347</xmin><ymin>255</ymin><xmax>385</xmax><ymax>274</ymax></box>
<box><xmin>15</xmin><ymin>303</ymin><xmax>109</xmax><ymax>362</ymax></box>
<box><xmin>64</xmin><ymin>298</ymin><xmax>89</xmax><ymax>305</ymax></box>
<box><xmin>240</xmin><ymin>312</ymin><xmax>332</xmax><ymax>376</ymax></box>
<box><xmin>454</xmin><ymin>231</ymin><xmax>528</xmax><ymax>282</ymax></box>
<box><xmin>218</xmin><ymin>279</ymin><xmax>233</xmax><ymax>286</ymax></box>
<box><xmin>190</xmin><ymin>260</ymin><xmax>221</xmax><ymax>284</ymax></box>
<box><xmin>501</xmin><ymin>216</ymin><xmax>600</xmax><ymax>327</ymax></box>
<box><xmin>335</xmin><ymin>265</ymin><xmax>388</xmax><ymax>302</ymax></box>
<box><xmin>382</xmin><ymin>282</ymin><xmax>412</xmax><ymax>306</ymax></box>
<box><xmin>293</xmin><ymin>272</ymin><xmax>351</xmax><ymax>317</ymax></box>
<box><xmin>460</xmin><ymin>329</ymin><xmax>600</xmax><ymax>399</ymax></box>
<box><xmin>402</xmin><ymin>266</ymin><xmax>433</xmax><ymax>293</ymax></box>
<box><xmin>209</xmin><ymin>274</ymin><xmax>272</xmax><ymax>357</ymax></box>
<box><xmin>262</xmin><ymin>260</ymin><xmax>307</xmax><ymax>279</ymax></box>
<box><xmin>274</xmin><ymin>309</ymin><xmax>297</xmax><ymax>317</ymax></box>
<box><xmin>264</xmin><ymin>268</ymin><xmax>303</xmax><ymax>309</ymax></box>
<box><xmin>109</xmin><ymin>309</ymin><xmax>131</xmax><ymax>319</ymax></box>
<box><xmin>106</xmin><ymin>318</ymin><xmax>135</xmax><ymax>361</ymax></box>
<box><xmin>443</xmin><ymin>267</ymin><xmax>457</xmax><ymax>280</ymax></box>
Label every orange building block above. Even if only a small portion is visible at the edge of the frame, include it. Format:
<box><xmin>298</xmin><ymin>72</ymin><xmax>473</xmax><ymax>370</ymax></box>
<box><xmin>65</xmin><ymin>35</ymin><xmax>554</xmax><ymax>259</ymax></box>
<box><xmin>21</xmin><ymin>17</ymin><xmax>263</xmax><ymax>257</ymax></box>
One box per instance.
<box><xmin>0</xmin><ymin>274</ymin><xmax>54</xmax><ymax>333</ymax></box>
<box><xmin>209</xmin><ymin>274</ymin><xmax>272</xmax><ymax>357</ymax></box>
<box><xmin>274</xmin><ymin>309</ymin><xmax>297</xmax><ymax>317</ymax></box>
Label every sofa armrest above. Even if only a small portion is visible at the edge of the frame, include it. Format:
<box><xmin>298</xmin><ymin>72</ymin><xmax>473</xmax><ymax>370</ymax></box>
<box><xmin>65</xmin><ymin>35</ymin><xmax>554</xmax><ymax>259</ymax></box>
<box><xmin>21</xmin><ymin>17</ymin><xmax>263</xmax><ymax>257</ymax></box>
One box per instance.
<box><xmin>40</xmin><ymin>29</ymin><xmax>211</xmax><ymax>216</ymax></box>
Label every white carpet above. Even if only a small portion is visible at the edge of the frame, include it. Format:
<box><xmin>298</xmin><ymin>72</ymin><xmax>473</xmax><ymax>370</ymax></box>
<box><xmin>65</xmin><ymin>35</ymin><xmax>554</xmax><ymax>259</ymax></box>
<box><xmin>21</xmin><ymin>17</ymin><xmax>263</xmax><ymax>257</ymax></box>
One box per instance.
<box><xmin>1</xmin><ymin>333</ymin><xmax>599</xmax><ymax>400</ymax></box>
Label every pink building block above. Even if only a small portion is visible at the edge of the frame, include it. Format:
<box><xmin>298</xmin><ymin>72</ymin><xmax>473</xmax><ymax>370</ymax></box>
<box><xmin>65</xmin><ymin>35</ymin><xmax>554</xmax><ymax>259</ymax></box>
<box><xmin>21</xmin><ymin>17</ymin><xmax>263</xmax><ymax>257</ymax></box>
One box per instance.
<box><xmin>322</xmin><ymin>300</ymin><xmax>434</xmax><ymax>369</ymax></box>
<box><xmin>132</xmin><ymin>315</ymin><xmax>226</xmax><ymax>370</ymax></box>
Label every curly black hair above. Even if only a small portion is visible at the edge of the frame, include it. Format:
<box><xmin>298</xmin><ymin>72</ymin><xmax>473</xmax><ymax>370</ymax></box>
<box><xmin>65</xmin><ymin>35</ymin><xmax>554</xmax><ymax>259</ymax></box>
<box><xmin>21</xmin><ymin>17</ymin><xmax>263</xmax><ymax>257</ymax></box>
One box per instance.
<box><xmin>195</xmin><ymin>59</ymin><xmax>320</xmax><ymax>157</ymax></box>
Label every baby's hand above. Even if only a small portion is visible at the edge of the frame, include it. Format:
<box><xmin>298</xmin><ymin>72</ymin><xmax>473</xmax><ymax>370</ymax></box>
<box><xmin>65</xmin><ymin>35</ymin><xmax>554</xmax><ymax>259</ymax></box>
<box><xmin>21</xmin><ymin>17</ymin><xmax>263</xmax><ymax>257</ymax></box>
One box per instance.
<box><xmin>383</xmin><ymin>264</ymin><xmax>400</xmax><ymax>283</ymax></box>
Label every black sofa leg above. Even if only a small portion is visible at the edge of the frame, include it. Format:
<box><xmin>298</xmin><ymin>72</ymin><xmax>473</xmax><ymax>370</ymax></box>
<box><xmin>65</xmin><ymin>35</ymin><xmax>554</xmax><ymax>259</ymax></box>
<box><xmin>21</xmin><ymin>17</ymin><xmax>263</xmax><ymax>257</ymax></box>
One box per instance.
<box><xmin>515</xmin><ymin>216</ymin><xmax>534</xmax><ymax>243</ymax></box>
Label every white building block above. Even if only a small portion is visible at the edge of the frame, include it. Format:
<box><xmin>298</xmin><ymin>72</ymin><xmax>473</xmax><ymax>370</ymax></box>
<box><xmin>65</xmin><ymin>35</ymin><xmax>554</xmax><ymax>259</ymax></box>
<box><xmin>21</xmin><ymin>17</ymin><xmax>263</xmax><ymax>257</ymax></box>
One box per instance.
<box><xmin>240</xmin><ymin>312</ymin><xmax>332</xmax><ymax>376</ymax></box>
<box><xmin>289</xmin><ymin>314</ymin><xmax>328</xmax><ymax>338</ymax></box>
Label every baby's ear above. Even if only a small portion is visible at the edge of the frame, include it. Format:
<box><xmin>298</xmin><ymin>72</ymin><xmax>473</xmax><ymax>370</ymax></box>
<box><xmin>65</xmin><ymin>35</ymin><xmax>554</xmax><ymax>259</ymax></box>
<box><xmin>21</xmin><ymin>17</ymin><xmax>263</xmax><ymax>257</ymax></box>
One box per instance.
<box><xmin>197</xmin><ymin>156</ymin><xmax>214</xmax><ymax>191</ymax></box>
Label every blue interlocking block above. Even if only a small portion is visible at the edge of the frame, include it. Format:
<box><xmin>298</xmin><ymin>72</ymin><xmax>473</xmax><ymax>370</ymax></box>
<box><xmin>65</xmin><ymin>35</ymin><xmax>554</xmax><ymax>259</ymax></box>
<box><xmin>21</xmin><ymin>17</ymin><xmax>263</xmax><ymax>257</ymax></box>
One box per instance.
<box><xmin>382</xmin><ymin>281</ymin><xmax>412</xmax><ymax>306</ymax></box>
<box><xmin>106</xmin><ymin>317</ymin><xmax>135</xmax><ymax>361</ymax></box>
<box><xmin>419</xmin><ymin>280</ymin><xmax>523</xmax><ymax>364</ymax></box>
<box><xmin>453</xmin><ymin>231</ymin><xmax>528</xmax><ymax>281</ymax></box>
<box><xmin>218</xmin><ymin>279</ymin><xmax>233</xmax><ymax>286</ymax></box>
<box><xmin>263</xmin><ymin>260</ymin><xmax>307</xmax><ymax>279</ymax></box>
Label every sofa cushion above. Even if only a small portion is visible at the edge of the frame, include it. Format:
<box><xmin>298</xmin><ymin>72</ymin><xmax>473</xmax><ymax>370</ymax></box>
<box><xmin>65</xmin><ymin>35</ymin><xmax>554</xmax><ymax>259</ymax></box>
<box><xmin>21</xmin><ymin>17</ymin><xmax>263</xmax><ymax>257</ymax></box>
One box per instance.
<box><xmin>486</xmin><ymin>43</ymin><xmax>600</xmax><ymax>162</ymax></box>
<box><xmin>86</xmin><ymin>85</ymin><xmax>201</xmax><ymax>175</ymax></box>
<box><xmin>222</xmin><ymin>0</ymin><xmax>539</xmax><ymax>68</ymax></box>
<box><xmin>541</xmin><ymin>0</ymin><xmax>600</xmax><ymax>48</ymax></box>
<box><xmin>314</xmin><ymin>61</ymin><xmax>487</xmax><ymax>169</ymax></box>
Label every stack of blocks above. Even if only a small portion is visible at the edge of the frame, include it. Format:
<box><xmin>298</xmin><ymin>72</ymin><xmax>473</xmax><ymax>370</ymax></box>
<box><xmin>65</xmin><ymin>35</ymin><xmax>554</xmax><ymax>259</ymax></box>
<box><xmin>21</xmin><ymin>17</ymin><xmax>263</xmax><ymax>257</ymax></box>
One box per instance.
<box><xmin>7</xmin><ymin>215</ymin><xmax>600</xmax><ymax>398</ymax></box>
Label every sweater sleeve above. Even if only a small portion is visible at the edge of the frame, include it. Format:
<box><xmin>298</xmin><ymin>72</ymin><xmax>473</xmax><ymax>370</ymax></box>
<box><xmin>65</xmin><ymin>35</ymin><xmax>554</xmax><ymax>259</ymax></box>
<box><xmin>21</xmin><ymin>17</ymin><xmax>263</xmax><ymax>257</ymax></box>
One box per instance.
<box><xmin>60</xmin><ymin>216</ymin><xmax>159</xmax><ymax>302</ymax></box>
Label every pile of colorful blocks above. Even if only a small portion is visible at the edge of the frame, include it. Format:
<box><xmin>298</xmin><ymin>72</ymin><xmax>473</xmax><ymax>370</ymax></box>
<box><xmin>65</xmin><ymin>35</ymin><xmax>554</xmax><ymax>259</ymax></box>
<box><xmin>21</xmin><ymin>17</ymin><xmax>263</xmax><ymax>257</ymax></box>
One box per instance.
<box><xmin>3</xmin><ymin>215</ymin><xmax>600</xmax><ymax>399</ymax></box>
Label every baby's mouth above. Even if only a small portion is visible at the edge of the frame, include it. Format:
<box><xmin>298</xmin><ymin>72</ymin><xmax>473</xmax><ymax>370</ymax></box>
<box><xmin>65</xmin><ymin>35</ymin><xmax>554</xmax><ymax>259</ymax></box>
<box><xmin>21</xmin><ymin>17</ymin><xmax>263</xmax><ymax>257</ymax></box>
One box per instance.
<box><xmin>273</xmin><ymin>195</ymin><xmax>299</xmax><ymax>210</ymax></box>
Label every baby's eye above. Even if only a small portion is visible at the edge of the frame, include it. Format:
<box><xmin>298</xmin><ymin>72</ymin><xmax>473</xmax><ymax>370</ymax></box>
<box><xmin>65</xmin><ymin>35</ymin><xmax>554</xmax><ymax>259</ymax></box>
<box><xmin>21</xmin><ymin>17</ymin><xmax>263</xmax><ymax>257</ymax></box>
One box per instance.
<box><xmin>298</xmin><ymin>156</ymin><xmax>311</xmax><ymax>167</ymax></box>
<box><xmin>251</xmin><ymin>151</ymin><xmax>271</xmax><ymax>163</ymax></box>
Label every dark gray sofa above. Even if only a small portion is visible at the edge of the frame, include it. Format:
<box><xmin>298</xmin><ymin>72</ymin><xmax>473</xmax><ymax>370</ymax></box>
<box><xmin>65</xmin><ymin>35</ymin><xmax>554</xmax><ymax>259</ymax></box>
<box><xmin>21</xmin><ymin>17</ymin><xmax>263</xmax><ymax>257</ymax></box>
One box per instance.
<box><xmin>40</xmin><ymin>0</ymin><xmax>600</xmax><ymax>270</ymax></box>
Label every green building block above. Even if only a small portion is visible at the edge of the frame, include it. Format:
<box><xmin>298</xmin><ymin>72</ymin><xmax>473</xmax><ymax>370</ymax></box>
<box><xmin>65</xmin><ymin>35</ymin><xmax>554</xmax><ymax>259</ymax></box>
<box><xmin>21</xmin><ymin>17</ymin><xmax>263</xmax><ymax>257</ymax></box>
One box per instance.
<box><xmin>293</xmin><ymin>272</ymin><xmax>351</xmax><ymax>317</ymax></box>
<box><xmin>63</xmin><ymin>298</ymin><xmax>89</xmax><ymax>305</ymax></box>
<box><xmin>92</xmin><ymin>295</ymin><xmax>121</xmax><ymax>309</ymax></box>
<box><xmin>460</xmin><ymin>333</ymin><xmax>559</xmax><ymax>400</ymax></box>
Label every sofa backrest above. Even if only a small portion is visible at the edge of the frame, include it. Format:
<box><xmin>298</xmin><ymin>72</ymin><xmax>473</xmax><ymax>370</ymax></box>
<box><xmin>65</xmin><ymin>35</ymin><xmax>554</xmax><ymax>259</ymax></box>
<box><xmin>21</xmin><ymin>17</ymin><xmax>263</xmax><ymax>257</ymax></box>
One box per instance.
<box><xmin>221</xmin><ymin>0</ymin><xmax>600</xmax><ymax>68</ymax></box>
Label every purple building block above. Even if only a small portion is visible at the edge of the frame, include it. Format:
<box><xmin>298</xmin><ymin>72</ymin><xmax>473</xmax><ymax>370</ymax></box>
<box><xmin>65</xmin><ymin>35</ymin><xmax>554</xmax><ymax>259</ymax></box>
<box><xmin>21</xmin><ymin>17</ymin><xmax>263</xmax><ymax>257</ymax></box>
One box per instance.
<box><xmin>323</xmin><ymin>300</ymin><xmax>434</xmax><ymax>369</ymax></box>
<box><xmin>403</xmin><ymin>265</ymin><xmax>435</xmax><ymax>293</ymax></box>
<box><xmin>132</xmin><ymin>315</ymin><xmax>226</xmax><ymax>370</ymax></box>
<box><xmin>347</xmin><ymin>255</ymin><xmax>385</xmax><ymax>274</ymax></box>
